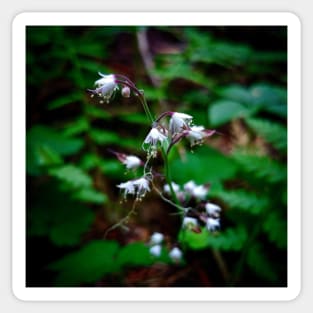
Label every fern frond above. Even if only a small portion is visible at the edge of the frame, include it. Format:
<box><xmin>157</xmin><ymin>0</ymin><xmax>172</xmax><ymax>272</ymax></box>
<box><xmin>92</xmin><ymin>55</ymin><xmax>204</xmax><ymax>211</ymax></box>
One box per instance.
<box><xmin>232</xmin><ymin>152</ymin><xmax>287</xmax><ymax>184</ymax></box>
<box><xmin>263</xmin><ymin>212</ymin><xmax>287</xmax><ymax>249</ymax></box>
<box><xmin>246</xmin><ymin>117</ymin><xmax>287</xmax><ymax>153</ymax></box>
<box><xmin>215</xmin><ymin>189</ymin><xmax>269</xmax><ymax>214</ymax></box>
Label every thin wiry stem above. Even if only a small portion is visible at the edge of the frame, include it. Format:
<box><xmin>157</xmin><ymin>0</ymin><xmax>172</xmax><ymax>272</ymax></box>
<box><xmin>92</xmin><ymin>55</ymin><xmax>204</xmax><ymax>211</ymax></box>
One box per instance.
<box><xmin>103</xmin><ymin>201</ymin><xmax>137</xmax><ymax>238</ymax></box>
<box><xmin>152</xmin><ymin>181</ymin><xmax>185</xmax><ymax>212</ymax></box>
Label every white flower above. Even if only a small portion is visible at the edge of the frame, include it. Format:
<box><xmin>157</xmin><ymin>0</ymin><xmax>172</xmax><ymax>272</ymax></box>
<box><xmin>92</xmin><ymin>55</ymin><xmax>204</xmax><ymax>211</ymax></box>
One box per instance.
<box><xmin>143</xmin><ymin>128</ymin><xmax>167</xmax><ymax>157</ymax></box>
<box><xmin>183</xmin><ymin>180</ymin><xmax>197</xmax><ymax>193</ymax></box>
<box><xmin>144</xmin><ymin>128</ymin><xmax>167</xmax><ymax>146</ymax></box>
<box><xmin>117</xmin><ymin>177</ymin><xmax>150</xmax><ymax>200</ymax></box>
<box><xmin>206</xmin><ymin>218</ymin><xmax>220</xmax><ymax>232</ymax></box>
<box><xmin>192</xmin><ymin>185</ymin><xmax>209</xmax><ymax>200</ymax></box>
<box><xmin>149</xmin><ymin>244</ymin><xmax>162</xmax><ymax>257</ymax></box>
<box><xmin>205</xmin><ymin>203</ymin><xmax>221</xmax><ymax>216</ymax></box>
<box><xmin>169</xmin><ymin>112</ymin><xmax>193</xmax><ymax>135</ymax></box>
<box><xmin>169</xmin><ymin>247</ymin><xmax>183</xmax><ymax>262</ymax></box>
<box><xmin>116</xmin><ymin>181</ymin><xmax>136</xmax><ymax>199</ymax></box>
<box><xmin>123</xmin><ymin>155</ymin><xmax>142</xmax><ymax>170</ymax></box>
<box><xmin>163</xmin><ymin>182</ymin><xmax>180</xmax><ymax>194</ymax></box>
<box><xmin>182</xmin><ymin>216</ymin><xmax>198</xmax><ymax>228</ymax></box>
<box><xmin>186</xmin><ymin>125</ymin><xmax>205</xmax><ymax>146</ymax></box>
<box><xmin>150</xmin><ymin>232</ymin><xmax>164</xmax><ymax>245</ymax></box>
<box><xmin>132</xmin><ymin>177</ymin><xmax>151</xmax><ymax>199</ymax></box>
<box><xmin>184</xmin><ymin>180</ymin><xmax>209</xmax><ymax>200</ymax></box>
<box><xmin>91</xmin><ymin>72</ymin><xmax>118</xmax><ymax>102</ymax></box>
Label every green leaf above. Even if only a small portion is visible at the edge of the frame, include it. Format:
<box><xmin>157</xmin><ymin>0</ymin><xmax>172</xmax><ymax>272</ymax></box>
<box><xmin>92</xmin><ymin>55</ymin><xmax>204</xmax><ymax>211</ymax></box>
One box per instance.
<box><xmin>72</xmin><ymin>188</ymin><xmax>108</xmax><ymax>204</ymax></box>
<box><xmin>247</xmin><ymin>243</ymin><xmax>279</xmax><ymax>282</ymax></box>
<box><xmin>250</xmin><ymin>84</ymin><xmax>287</xmax><ymax>118</ymax></box>
<box><xmin>27</xmin><ymin>125</ymin><xmax>84</xmax><ymax>155</ymax></box>
<box><xmin>85</xmin><ymin>105</ymin><xmax>111</xmax><ymax>120</ymax></box>
<box><xmin>178</xmin><ymin>228</ymin><xmax>211</xmax><ymax>250</ymax></box>
<box><xmin>209</xmin><ymin>100</ymin><xmax>253</xmax><ymax>127</ymax></box>
<box><xmin>214</xmin><ymin>189</ymin><xmax>269</xmax><ymax>215</ymax></box>
<box><xmin>179</xmin><ymin>226</ymin><xmax>247</xmax><ymax>251</ymax></box>
<box><xmin>117</xmin><ymin>242</ymin><xmax>154</xmax><ymax>267</ymax></box>
<box><xmin>233</xmin><ymin>151</ymin><xmax>287</xmax><ymax>184</ymax></box>
<box><xmin>119</xmin><ymin>113</ymin><xmax>150</xmax><ymax>126</ymax></box>
<box><xmin>62</xmin><ymin>117</ymin><xmax>89</xmax><ymax>137</ymax></box>
<box><xmin>48</xmin><ymin>93</ymin><xmax>82</xmax><ymax>110</ymax></box>
<box><xmin>49</xmin><ymin>165</ymin><xmax>93</xmax><ymax>189</ymax></box>
<box><xmin>170</xmin><ymin>146</ymin><xmax>238</xmax><ymax>186</ymax></box>
<box><xmin>216</xmin><ymin>85</ymin><xmax>254</xmax><ymax>105</ymax></box>
<box><xmin>28</xmin><ymin>184</ymin><xmax>95</xmax><ymax>246</ymax></box>
<box><xmin>263</xmin><ymin>212</ymin><xmax>287</xmax><ymax>249</ymax></box>
<box><xmin>27</xmin><ymin>125</ymin><xmax>84</xmax><ymax>175</ymax></box>
<box><xmin>79</xmin><ymin>153</ymin><xmax>100</xmax><ymax>170</ymax></box>
<box><xmin>49</xmin><ymin>207</ymin><xmax>94</xmax><ymax>246</ymax></box>
<box><xmin>98</xmin><ymin>159</ymin><xmax>124</xmax><ymax>176</ymax></box>
<box><xmin>27</xmin><ymin>144</ymin><xmax>63</xmax><ymax>175</ymax></box>
<box><xmin>49</xmin><ymin>240</ymin><xmax>120</xmax><ymax>286</ymax></box>
<box><xmin>246</xmin><ymin>117</ymin><xmax>287</xmax><ymax>153</ymax></box>
<box><xmin>89</xmin><ymin>128</ymin><xmax>120</xmax><ymax>145</ymax></box>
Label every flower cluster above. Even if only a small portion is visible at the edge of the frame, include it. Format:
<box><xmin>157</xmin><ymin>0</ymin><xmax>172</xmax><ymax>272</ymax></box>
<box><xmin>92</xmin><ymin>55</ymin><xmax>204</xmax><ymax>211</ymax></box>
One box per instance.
<box><xmin>164</xmin><ymin>180</ymin><xmax>221</xmax><ymax>233</ymax></box>
<box><xmin>148</xmin><ymin>232</ymin><xmax>183</xmax><ymax>263</ymax></box>
<box><xmin>88</xmin><ymin>72</ymin><xmax>143</xmax><ymax>104</ymax></box>
<box><xmin>89</xmin><ymin>72</ymin><xmax>221</xmax><ymax>260</ymax></box>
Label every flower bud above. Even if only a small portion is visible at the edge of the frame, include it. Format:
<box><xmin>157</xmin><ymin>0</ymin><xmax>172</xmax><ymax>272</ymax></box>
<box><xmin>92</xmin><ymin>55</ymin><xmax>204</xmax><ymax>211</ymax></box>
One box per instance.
<box><xmin>121</xmin><ymin>86</ymin><xmax>131</xmax><ymax>98</ymax></box>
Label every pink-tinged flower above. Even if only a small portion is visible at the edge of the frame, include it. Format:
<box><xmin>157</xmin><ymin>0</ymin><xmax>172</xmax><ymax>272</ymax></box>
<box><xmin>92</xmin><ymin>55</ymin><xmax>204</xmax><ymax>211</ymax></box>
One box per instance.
<box><xmin>89</xmin><ymin>72</ymin><xmax>119</xmax><ymax>103</ymax></box>
<box><xmin>143</xmin><ymin>127</ymin><xmax>168</xmax><ymax>157</ymax></box>
<box><xmin>150</xmin><ymin>232</ymin><xmax>164</xmax><ymax>245</ymax></box>
<box><xmin>169</xmin><ymin>247</ymin><xmax>183</xmax><ymax>262</ymax></box>
<box><xmin>117</xmin><ymin>177</ymin><xmax>150</xmax><ymax>200</ymax></box>
<box><xmin>206</xmin><ymin>217</ymin><xmax>220</xmax><ymax>232</ymax></box>
<box><xmin>123</xmin><ymin>155</ymin><xmax>142</xmax><ymax>170</ymax></box>
<box><xmin>205</xmin><ymin>202</ymin><xmax>221</xmax><ymax>217</ymax></box>
<box><xmin>108</xmin><ymin>149</ymin><xmax>142</xmax><ymax>170</ymax></box>
<box><xmin>149</xmin><ymin>244</ymin><xmax>162</xmax><ymax>257</ymax></box>
<box><xmin>169</xmin><ymin>112</ymin><xmax>193</xmax><ymax>135</ymax></box>
<box><xmin>186</xmin><ymin>126</ymin><xmax>216</xmax><ymax>147</ymax></box>
<box><xmin>182</xmin><ymin>216</ymin><xmax>201</xmax><ymax>233</ymax></box>
<box><xmin>121</xmin><ymin>86</ymin><xmax>131</xmax><ymax>98</ymax></box>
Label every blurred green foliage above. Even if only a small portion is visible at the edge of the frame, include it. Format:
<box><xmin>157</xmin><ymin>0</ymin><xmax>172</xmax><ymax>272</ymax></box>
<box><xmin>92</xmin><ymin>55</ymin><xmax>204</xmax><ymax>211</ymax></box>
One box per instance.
<box><xmin>27</xmin><ymin>26</ymin><xmax>287</xmax><ymax>287</ymax></box>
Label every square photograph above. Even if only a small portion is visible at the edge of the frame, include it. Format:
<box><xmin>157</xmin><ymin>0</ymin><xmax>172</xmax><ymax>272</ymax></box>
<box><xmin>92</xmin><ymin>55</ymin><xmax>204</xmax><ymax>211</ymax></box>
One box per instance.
<box><xmin>12</xmin><ymin>12</ymin><xmax>300</xmax><ymax>301</ymax></box>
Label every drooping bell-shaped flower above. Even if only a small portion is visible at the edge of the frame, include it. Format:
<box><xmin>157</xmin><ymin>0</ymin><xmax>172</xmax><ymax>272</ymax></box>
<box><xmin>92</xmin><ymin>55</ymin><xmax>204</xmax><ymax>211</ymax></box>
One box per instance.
<box><xmin>169</xmin><ymin>247</ymin><xmax>183</xmax><ymax>263</ymax></box>
<box><xmin>182</xmin><ymin>216</ymin><xmax>198</xmax><ymax>228</ymax></box>
<box><xmin>206</xmin><ymin>217</ymin><xmax>220</xmax><ymax>232</ymax></box>
<box><xmin>108</xmin><ymin>149</ymin><xmax>142</xmax><ymax>170</ymax></box>
<box><xmin>143</xmin><ymin>127</ymin><xmax>168</xmax><ymax>157</ymax></box>
<box><xmin>183</xmin><ymin>180</ymin><xmax>209</xmax><ymax>200</ymax></box>
<box><xmin>169</xmin><ymin>112</ymin><xmax>193</xmax><ymax>135</ymax></box>
<box><xmin>116</xmin><ymin>181</ymin><xmax>136</xmax><ymax>199</ymax></box>
<box><xmin>150</xmin><ymin>232</ymin><xmax>164</xmax><ymax>245</ymax></box>
<box><xmin>123</xmin><ymin>155</ymin><xmax>142</xmax><ymax>170</ymax></box>
<box><xmin>132</xmin><ymin>177</ymin><xmax>151</xmax><ymax>200</ymax></box>
<box><xmin>186</xmin><ymin>125</ymin><xmax>216</xmax><ymax>147</ymax></box>
<box><xmin>149</xmin><ymin>244</ymin><xmax>162</xmax><ymax>257</ymax></box>
<box><xmin>183</xmin><ymin>180</ymin><xmax>197</xmax><ymax>193</ymax></box>
<box><xmin>89</xmin><ymin>72</ymin><xmax>119</xmax><ymax>103</ymax></box>
<box><xmin>205</xmin><ymin>202</ymin><xmax>222</xmax><ymax>217</ymax></box>
<box><xmin>117</xmin><ymin>176</ymin><xmax>150</xmax><ymax>200</ymax></box>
